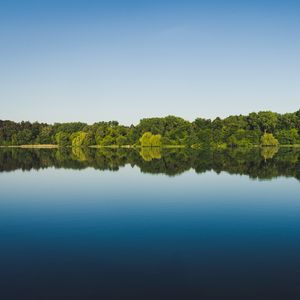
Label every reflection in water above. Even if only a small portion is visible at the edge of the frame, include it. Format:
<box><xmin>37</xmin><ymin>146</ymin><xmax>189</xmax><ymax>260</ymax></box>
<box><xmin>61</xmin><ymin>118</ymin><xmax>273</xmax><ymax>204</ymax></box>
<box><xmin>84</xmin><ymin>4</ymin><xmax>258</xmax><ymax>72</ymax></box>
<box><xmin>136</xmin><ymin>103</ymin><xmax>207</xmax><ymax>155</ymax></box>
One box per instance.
<box><xmin>0</xmin><ymin>147</ymin><xmax>300</xmax><ymax>180</ymax></box>
<box><xmin>72</xmin><ymin>146</ymin><xmax>88</xmax><ymax>162</ymax></box>
<box><xmin>139</xmin><ymin>147</ymin><xmax>162</xmax><ymax>161</ymax></box>
<box><xmin>1</xmin><ymin>147</ymin><xmax>300</xmax><ymax>300</ymax></box>
<box><xmin>260</xmin><ymin>146</ymin><xmax>279</xmax><ymax>160</ymax></box>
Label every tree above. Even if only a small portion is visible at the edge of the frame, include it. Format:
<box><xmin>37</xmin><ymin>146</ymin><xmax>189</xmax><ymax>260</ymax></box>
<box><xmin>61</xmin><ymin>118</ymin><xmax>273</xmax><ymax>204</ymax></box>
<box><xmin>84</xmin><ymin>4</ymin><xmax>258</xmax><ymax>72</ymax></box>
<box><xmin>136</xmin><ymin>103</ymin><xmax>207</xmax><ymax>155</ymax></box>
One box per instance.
<box><xmin>14</xmin><ymin>129</ymin><xmax>33</xmax><ymax>145</ymax></box>
<box><xmin>1</xmin><ymin>109</ymin><xmax>300</xmax><ymax>148</ymax></box>
<box><xmin>71</xmin><ymin>131</ymin><xmax>87</xmax><ymax>147</ymax></box>
<box><xmin>257</xmin><ymin>111</ymin><xmax>278</xmax><ymax>133</ymax></box>
<box><xmin>116</xmin><ymin>135</ymin><xmax>127</xmax><ymax>146</ymax></box>
<box><xmin>150</xmin><ymin>134</ymin><xmax>161</xmax><ymax>147</ymax></box>
<box><xmin>39</xmin><ymin>126</ymin><xmax>53</xmax><ymax>144</ymax></box>
<box><xmin>139</xmin><ymin>132</ymin><xmax>162</xmax><ymax>147</ymax></box>
<box><xmin>227</xmin><ymin>129</ymin><xmax>252</xmax><ymax>147</ymax></box>
<box><xmin>275</xmin><ymin>129</ymin><xmax>299</xmax><ymax>145</ymax></box>
<box><xmin>100</xmin><ymin>135</ymin><xmax>115</xmax><ymax>146</ymax></box>
<box><xmin>139</xmin><ymin>132</ymin><xmax>153</xmax><ymax>147</ymax></box>
<box><xmin>82</xmin><ymin>133</ymin><xmax>96</xmax><ymax>146</ymax></box>
<box><xmin>260</xmin><ymin>133</ymin><xmax>279</xmax><ymax>147</ymax></box>
<box><xmin>55</xmin><ymin>132</ymin><xmax>71</xmax><ymax>147</ymax></box>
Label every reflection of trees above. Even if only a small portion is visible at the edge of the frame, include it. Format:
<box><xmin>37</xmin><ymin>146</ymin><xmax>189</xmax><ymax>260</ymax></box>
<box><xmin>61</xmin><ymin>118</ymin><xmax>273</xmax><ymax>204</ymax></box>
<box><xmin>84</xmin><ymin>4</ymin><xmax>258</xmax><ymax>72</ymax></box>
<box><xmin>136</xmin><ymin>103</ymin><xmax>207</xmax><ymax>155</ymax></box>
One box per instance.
<box><xmin>0</xmin><ymin>147</ymin><xmax>299</xmax><ymax>180</ymax></box>
<box><xmin>139</xmin><ymin>147</ymin><xmax>161</xmax><ymax>161</ymax></box>
<box><xmin>261</xmin><ymin>146</ymin><xmax>279</xmax><ymax>160</ymax></box>
<box><xmin>72</xmin><ymin>147</ymin><xmax>87</xmax><ymax>162</ymax></box>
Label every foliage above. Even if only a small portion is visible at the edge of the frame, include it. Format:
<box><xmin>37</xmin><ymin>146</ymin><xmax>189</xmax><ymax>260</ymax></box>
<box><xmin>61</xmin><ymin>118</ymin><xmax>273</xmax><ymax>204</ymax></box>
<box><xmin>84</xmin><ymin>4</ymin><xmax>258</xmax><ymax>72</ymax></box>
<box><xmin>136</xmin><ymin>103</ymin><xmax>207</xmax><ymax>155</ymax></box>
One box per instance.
<box><xmin>55</xmin><ymin>132</ymin><xmax>71</xmax><ymax>147</ymax></box>
<box><xmin>260</xmin><ymin>133</ymin><xmax>279</xmax><ymax>147</ymax></box>
<box><xmin>139</xmin><ymin>132</ymin><xmax>162</xmax><ymax>147</ymax></box>
<box><xmin>0</xmin><ymin>110</ymin><xmax>300</xmax><ymax>147</ymax></box>
<box><xmin>275</xmin><ymin>129</ymin><xmax>299</xmax><ymax>145</ymax></box>
<box><xmin>71</xmin><ymin>131</ymin><xmax>87</xmax><ymax>147</ymax></box>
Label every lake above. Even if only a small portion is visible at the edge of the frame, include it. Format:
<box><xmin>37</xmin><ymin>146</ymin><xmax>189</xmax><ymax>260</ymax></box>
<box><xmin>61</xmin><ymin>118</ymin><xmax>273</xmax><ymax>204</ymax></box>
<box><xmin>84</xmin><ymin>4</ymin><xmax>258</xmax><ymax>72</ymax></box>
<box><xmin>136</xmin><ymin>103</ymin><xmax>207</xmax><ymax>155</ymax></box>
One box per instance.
<box><xmin>1</xmin><ymin>147</ymin><xmax>300</xmax><ymax>299</ymax></box>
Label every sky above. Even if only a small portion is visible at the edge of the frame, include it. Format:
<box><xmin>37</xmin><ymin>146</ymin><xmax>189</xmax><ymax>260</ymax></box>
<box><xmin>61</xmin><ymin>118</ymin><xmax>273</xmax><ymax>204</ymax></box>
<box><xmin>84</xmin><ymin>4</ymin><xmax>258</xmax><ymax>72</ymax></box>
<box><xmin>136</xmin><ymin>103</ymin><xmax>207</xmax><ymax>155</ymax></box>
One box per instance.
<box><xmin>0</xmin><ymin>0</ymin><xmax>300</xmax><ymax>125</ymax></box>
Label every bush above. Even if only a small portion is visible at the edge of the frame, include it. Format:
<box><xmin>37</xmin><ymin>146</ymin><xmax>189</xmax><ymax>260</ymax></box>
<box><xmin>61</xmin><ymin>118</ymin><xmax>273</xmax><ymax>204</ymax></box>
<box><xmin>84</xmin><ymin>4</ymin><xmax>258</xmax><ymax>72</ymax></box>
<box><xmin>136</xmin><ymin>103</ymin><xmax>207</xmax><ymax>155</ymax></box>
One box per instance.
<box><xmin>260</xmin><ymin>133</ymin><xmax>279</xmax><ymax>147</ymax></box>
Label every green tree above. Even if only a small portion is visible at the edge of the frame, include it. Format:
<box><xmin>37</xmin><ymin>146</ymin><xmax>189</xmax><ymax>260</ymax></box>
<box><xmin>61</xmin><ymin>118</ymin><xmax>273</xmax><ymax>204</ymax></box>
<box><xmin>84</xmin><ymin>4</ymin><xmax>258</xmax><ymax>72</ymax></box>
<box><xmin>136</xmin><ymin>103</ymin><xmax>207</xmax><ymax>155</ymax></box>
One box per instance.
<box><xmin>139</xmin><ymin>132</ymin><xmax>152</xmax><ymax>147</ymax></box>
<box><xmin>100</xmin><ymin>135</ymin><xmax>115</xmax><ymax>146</ymax></box>
<box><xmin>71</xmin><ymin>131</ymin><xmax>87</xmax><ymax>147</ymax></box>
<box><xmin>82</xmin><ymin>132</ymin><xmax>96</xmax><ymax>146</ymax></box>
<box><xmin>275</xmin><ymin>129</ymin><xmax>299</xmax><ymax>145</ymax></box>
<box><xmin>14</xmin><ymin>129</ymin><xmax>33</xmax><ymax>145</ymax></box>
<box><xmin>55</xmin><ymin>132</ymin><xmax>71</xmax><ymax>147</ymax></box>
<box><xmin>116</xmin><ymin>135</ymin><xmax>127</xmax><ymax>146</ymax></box>
<box><xmin>38</xmin><ymin>126</ymin><xmax>53</xmax><ymax>144</ymax></box>
<box><xmin>260</xmin><ymin>133</ymin><xmax>279</xmax><ymax>146</ymax></box>
<box><xmin>257</xmin><ymin>111</ymin><xmax>278</xmax><ymax>133</ymax></box>
<box><xmin>1</xmin><ymin>109</ymin><xmax>300</xmax><ymax>148</ymax></box>
<box><xmin>150</xmin><ymin>134</ymin><xmax>161</xmax><ymax>147</ymax></box>
<box><xmin>139</xmin><ymin>132</ymin><xmax>162</xmax><ymax>147</ymax></box>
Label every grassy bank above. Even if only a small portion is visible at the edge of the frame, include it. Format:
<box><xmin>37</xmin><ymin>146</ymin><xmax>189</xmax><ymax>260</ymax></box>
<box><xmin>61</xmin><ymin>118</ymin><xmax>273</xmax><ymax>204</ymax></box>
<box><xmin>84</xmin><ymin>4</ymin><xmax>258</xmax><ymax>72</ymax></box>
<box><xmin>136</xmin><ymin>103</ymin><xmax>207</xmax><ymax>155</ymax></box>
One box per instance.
<box><xmin>1</xmin><ymin>144</ymin><xmax>300</xmax><ymax>149</ymax></box>
<box><xmin>0</xmin><ymin>144</ymin><xmax>59</xmax><ymax>149</ymax></box>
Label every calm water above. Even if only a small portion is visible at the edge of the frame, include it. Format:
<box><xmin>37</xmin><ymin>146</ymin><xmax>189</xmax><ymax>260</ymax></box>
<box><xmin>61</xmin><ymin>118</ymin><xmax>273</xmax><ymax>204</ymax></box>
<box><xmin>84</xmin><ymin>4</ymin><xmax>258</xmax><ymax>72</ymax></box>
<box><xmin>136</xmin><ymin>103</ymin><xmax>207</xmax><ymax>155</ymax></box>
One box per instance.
<box><xmin>1</xmin><ymin>147</ymin><xmax>300</xmax><ymax>299</ymax></box>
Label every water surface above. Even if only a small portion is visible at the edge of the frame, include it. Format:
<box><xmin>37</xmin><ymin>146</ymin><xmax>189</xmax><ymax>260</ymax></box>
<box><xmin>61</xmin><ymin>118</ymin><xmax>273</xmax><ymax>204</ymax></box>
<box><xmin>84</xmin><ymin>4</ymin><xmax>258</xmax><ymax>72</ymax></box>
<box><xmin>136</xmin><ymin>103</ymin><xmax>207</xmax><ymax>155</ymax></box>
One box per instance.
<box><xmin>1</xmin><ymin>148</ymin><xmax>300</xmax><ymax>299</ymax></box>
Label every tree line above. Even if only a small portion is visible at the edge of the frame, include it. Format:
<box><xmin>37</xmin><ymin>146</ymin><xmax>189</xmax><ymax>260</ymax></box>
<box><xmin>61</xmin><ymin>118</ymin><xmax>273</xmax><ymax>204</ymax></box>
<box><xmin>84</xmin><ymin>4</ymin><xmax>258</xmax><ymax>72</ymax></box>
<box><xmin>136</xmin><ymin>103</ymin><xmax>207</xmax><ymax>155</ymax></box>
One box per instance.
<box><xmin>1</xmin><ymin>110</ymin><xmax>300</xmax><ymax>147</ymax></box>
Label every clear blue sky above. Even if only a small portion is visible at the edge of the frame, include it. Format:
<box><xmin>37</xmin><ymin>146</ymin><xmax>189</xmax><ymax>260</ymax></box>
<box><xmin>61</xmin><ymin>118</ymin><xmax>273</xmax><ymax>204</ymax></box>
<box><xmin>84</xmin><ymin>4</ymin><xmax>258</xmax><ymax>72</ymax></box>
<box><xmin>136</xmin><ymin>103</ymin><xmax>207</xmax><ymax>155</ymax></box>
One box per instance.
<box><xmin>1</xmin><ymin>0</ymin><xmax>299</xmax><ymax>125</ymax></box>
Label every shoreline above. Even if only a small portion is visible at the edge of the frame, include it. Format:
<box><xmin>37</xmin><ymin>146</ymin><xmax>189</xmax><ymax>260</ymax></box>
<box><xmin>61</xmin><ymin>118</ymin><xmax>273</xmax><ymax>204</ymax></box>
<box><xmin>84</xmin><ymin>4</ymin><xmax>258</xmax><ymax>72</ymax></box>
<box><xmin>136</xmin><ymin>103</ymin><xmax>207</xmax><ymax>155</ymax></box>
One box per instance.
<box><xmin>0</xmin><ymin>145</ymin><xmax>59</xmax><ymax>149</ymax></box>
<box><xmin>0</xmin><ymin>144</ymin><xmax>300</xmax><ymax>149</ymax></box>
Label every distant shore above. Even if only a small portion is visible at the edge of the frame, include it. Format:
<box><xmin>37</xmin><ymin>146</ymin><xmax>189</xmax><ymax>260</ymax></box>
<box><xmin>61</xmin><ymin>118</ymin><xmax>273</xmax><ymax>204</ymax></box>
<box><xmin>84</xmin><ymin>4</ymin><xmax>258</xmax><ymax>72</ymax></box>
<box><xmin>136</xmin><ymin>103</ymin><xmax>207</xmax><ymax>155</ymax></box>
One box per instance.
<box><xmin>1</xmin><ymin>111</ymin><xmax>300</xmax><ymax>148</ymax></box>
<box><xmin>0</xmin><ymin>144</ymin><xmax>59</xmax><ymax>149</ymax></box>
<box><xmin>1</xmin><ymin>144</ymin><xmax>300</xmax><ymax>149</ymax></box>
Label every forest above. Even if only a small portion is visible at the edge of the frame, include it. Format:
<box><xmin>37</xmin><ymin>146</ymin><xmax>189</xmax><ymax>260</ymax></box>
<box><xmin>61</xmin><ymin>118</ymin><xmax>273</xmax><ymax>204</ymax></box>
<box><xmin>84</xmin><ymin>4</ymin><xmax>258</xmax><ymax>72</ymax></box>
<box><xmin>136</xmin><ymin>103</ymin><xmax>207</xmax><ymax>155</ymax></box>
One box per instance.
<box><xmin>0</xmin><ymin>110</ymin><xmax>300</xmax><ymax>148</ymax></box>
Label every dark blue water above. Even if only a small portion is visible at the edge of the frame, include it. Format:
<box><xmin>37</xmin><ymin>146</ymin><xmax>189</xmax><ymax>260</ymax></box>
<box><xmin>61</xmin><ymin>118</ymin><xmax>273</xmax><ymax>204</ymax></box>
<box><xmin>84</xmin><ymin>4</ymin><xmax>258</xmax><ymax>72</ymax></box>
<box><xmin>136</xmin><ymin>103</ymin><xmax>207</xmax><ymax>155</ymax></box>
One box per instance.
<box><xmin>1</xmin><ymin>148</ymin><xmax>300</xmax><ymax>299</ymax></box>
